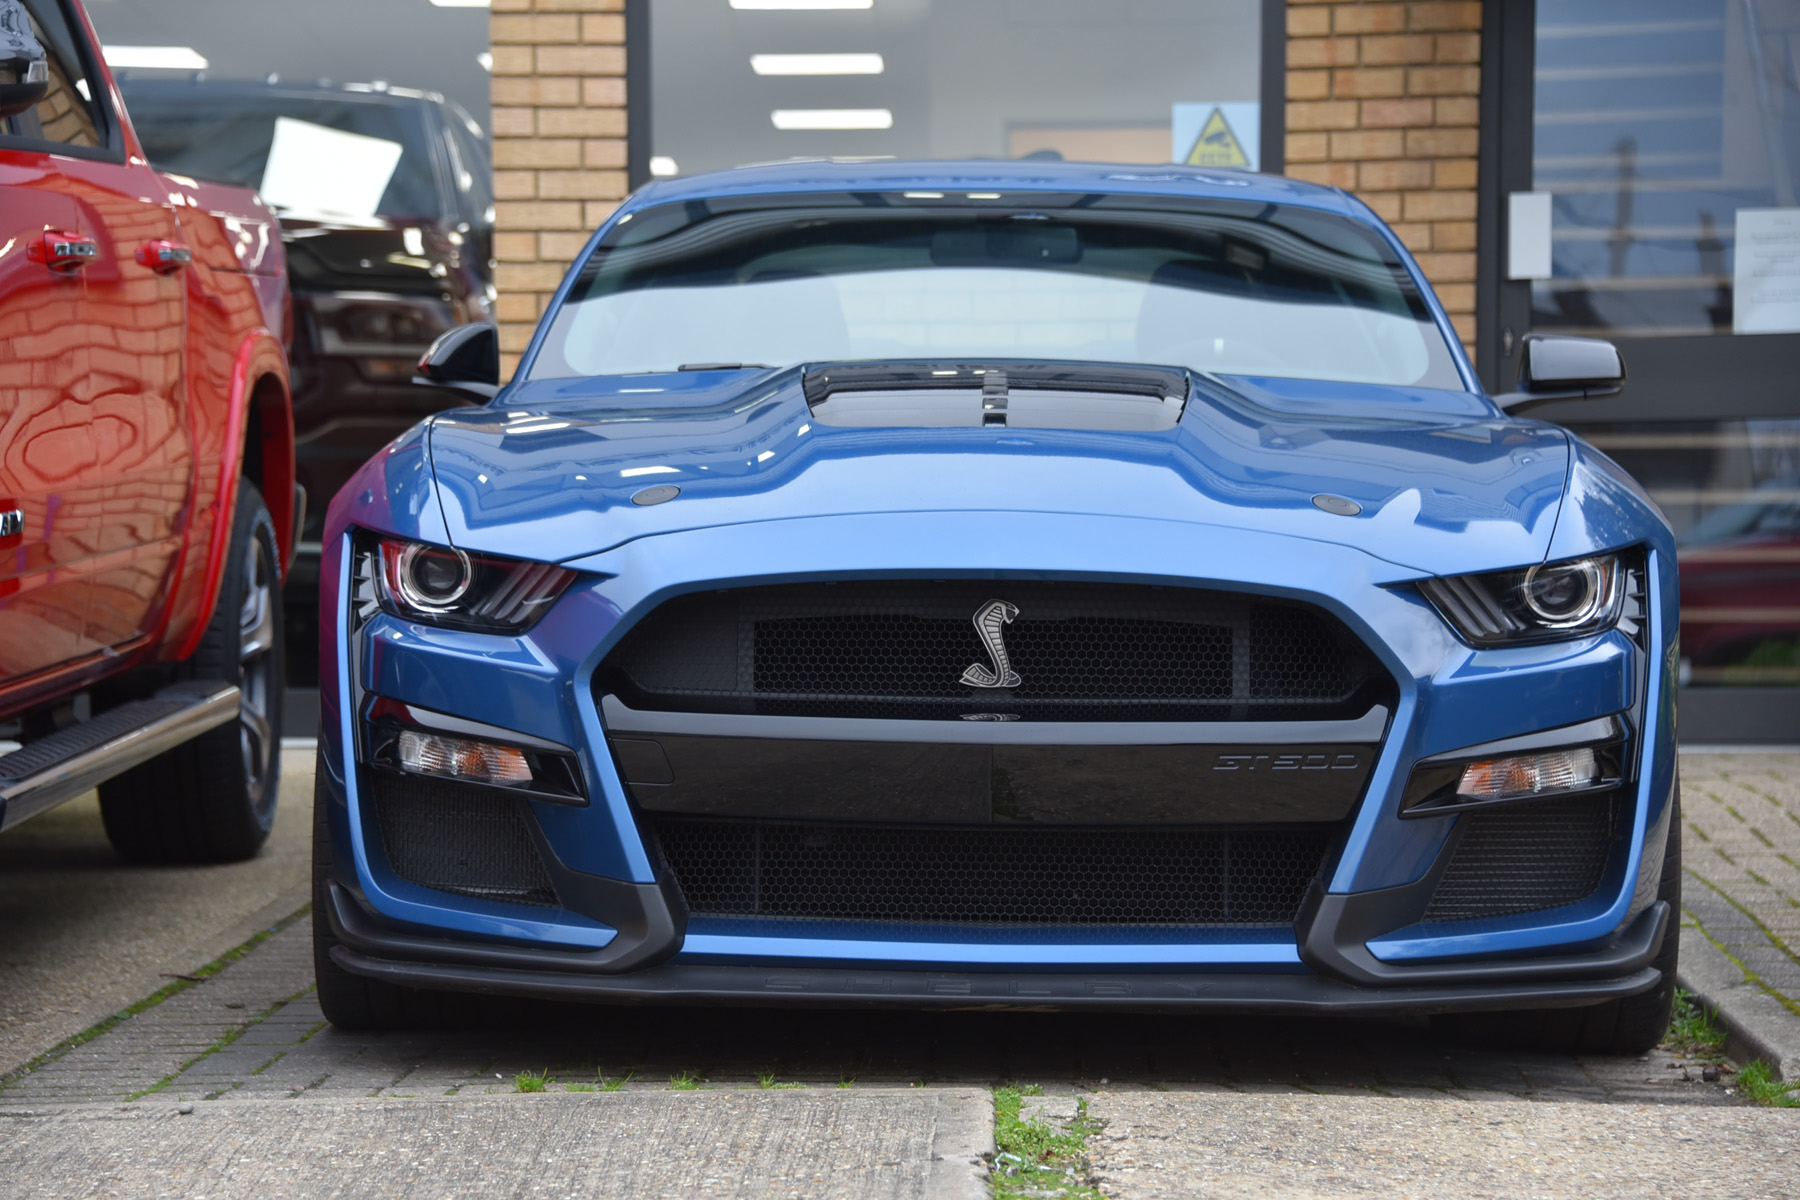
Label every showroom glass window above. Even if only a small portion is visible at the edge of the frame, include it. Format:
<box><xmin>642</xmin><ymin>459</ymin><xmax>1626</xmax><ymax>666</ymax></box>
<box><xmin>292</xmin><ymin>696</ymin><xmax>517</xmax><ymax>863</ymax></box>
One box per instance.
<box><xmin>1532</xmin><ymin>0</ymin><xmax>1800</xmax><ymax>695</ymax></box>
<box><xmin>0</xmin><ymin>0</ymin><xmax>104</xmax><ymax>149</ymax></box>
<box><xmin>644</xmin><ymin>0</ymin><xmax>1266</xmax><ymax>178</ymax></box>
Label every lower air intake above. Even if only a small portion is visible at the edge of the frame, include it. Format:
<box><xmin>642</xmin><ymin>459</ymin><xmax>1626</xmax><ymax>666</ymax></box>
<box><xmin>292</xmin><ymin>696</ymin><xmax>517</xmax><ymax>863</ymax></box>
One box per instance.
<box><xmin>1423</xmin><ymin>793</ymin><xmax>1617</xmax><ymax>923</ymax></box>
<box><xmin>649</xmin><ymin>816</ymin><xmax>1334</xmax><ymax>926</ymax></box>
<box><xmin>366</xmin><ymin>773</ymin><xmax>560</xmax><ymax>907</ymax></box>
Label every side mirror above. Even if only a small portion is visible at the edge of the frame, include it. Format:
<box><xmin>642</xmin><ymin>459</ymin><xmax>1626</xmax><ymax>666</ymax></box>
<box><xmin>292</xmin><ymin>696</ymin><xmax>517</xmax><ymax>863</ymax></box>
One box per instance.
<box><xmin>414</xmin><ymin>322</ymin><xmax>500</xmax><ymax>401</ymax></box>
<box><xmin>0</xmin><ymin>56</ymin><xmax>51</xmax><ymax>122</ymax></box>
<box><xmin>1496</xmin><ymin>333</ymin><xmax>1626</xmax><ymax>413</ymax></box>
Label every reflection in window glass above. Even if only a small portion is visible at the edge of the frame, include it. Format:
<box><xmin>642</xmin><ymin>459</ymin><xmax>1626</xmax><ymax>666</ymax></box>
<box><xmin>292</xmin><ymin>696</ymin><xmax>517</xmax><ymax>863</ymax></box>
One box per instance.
<box><xmin>0</xmin><ymin>0</ymin><xmax>102</xmax><ymax>148</ymax></box>
<box><xmin>649</xmin><ymin>0</ymin><xmax>1262</xmax><ymax>176</ymax></box>
<box><xmin>1532</xmin><ymin>0</ymin><xmax>1800</xmax><ymax>337</ymax></box>
<box><xmin>1574</xmin><ymin>420</ymin><xmax>1800</xmax><ymax>687</ymax></box>
<box><xmin>532</xmin><ymin>196</ymin><xmax>1463</xmax><ymax>389</ymax></box>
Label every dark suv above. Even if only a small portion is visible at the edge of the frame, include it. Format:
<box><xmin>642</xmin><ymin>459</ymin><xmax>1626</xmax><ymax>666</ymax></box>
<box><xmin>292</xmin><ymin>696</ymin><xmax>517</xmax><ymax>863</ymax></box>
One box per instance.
<box><xmin>118</xmin><ymin>78</ymin><xmax>496</xmax><ymax>693</ymax></box>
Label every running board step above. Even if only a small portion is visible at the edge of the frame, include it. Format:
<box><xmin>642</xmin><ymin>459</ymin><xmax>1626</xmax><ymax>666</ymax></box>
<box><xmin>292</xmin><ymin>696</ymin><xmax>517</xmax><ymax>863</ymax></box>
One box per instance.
<box><xmin>0</xmin><ymin>682</ymin><xmax>241</xmax><ymax>832</ymax></box>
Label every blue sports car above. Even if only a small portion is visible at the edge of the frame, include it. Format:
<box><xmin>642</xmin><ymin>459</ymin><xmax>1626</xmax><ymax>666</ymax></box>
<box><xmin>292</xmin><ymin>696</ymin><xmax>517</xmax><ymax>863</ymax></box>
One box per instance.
<box><xmin>313</xmin><ymin>161</ymin><xmax>1679</xmax><ymax>1051</ymax></box>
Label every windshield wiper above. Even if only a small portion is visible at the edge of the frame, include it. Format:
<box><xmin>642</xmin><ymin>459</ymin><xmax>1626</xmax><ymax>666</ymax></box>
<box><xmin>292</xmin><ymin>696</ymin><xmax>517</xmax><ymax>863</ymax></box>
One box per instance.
<box><xmin>678</xmin><ymin>362</ymin><xmax>771</xmax><ymax>371</ymax></box>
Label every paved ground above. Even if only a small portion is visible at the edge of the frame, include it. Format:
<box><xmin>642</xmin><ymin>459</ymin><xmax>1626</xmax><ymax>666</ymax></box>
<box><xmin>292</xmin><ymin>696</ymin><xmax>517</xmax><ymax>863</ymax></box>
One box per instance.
<box><xmin>2</xmin><ymin>747</ymin><xmax>1797</xmax><ymax>1198</ymax></box>
<box><xmin>0</xmin><ymin>1090</ymin><xmax>993</xmax><ymax>1200</ymax></box>
<box><xmin>0</xmin><ymin>746</ymin><xmax>315</xmax><ymax>1076</ymax></box>
<box><xmin>1677</xmin><ymin>752</ymin><xmax>1800</xmax><ymax>1077</ymax></box>
<box><xmin>1084</xmin><ymin>1091</ymin><xmax>1797</xmax><ymax>1199</ymax></box>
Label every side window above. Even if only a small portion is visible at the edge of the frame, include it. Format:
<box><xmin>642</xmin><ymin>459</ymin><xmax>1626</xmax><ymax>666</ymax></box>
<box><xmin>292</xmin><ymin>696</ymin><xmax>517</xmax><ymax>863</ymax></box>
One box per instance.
<box><xmin>445</xmin><ymin>105</ymin><xmax>494</xmax><ymax>229</ymax></box>
<box><xmin>0</xmin><ymin>0</ymin><xmax>103</xmax><ymax>149</ymax></box>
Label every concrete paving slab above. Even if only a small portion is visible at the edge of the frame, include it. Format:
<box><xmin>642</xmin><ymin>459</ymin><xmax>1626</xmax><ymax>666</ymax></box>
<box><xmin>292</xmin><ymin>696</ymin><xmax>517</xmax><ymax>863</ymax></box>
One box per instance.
<box><xmin>1085</xmin><ymin>1091</ymin><xmax>1800</xmax><ymax>1199</ymax></box>
<box><xmin>0</xmin><ymin>1089</ymin><xmax>993</xmax><ymax>1200</ymax></box>
<box><xmin>0</xmin><ymin>746</ymin><xmax>317</xmax><ymax>1076</ymax></box>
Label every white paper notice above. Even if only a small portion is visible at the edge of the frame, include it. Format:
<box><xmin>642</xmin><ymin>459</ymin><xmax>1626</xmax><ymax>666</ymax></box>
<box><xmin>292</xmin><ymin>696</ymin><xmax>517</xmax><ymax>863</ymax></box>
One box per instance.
<box><xmin>258</xmin><ymin>117</ymin><xmax>403</xmax><ymax>221</ymax></box>
<box><xmin>1733</xmin><ymin>207</ymin><xmax>1800</xmax><ymax>334</ymax></box>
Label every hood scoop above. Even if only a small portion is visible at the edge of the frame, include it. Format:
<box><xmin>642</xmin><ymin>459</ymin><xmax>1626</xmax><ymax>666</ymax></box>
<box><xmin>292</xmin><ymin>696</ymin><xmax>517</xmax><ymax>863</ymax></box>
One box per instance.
<box><xmin>803</xmin><ymin>360</ymin><xmax>1189</xmax><ymax>432</ymax></box>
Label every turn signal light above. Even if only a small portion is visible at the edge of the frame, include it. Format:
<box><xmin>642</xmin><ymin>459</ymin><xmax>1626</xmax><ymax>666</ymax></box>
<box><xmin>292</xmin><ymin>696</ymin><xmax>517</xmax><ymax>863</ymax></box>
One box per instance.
<box><xmin>1457</xmin><ymin>748</ymin><xmax>1600</xmax><ymax>801</ymax></box>
<box><xmin>397</xmin><ymin>730</ymin><xmax>533</xmax><ymax>786</ymax></box>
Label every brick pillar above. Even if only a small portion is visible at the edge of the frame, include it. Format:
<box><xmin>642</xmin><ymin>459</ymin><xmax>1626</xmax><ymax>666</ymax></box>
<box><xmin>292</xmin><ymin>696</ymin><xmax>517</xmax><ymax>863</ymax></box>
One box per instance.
<box><xmin>489</xmin><ymin>0</ymin><xmax>629</xmax><ymax>380</ymax></box>
<box><xmin>1284</xmin><ymin>1</ymin><xmax>1482</xmax><ymax>353</ymax></box>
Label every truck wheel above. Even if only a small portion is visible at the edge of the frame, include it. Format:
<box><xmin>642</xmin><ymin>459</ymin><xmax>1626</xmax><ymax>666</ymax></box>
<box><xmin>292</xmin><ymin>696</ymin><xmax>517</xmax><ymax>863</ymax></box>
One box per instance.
<box><xmin>1435</xmin><ymin>785</ymin><xmax>1683</xmax><ymax>1055</ymax></box>
<box><xmin>312</xmin><ymin>752</ymin><xmax>442</xmax><ymax>1031</ymax></box>
<box><xmin>100</xmin><ymin>480</ymin><xmax>284</xmax><ymax>863</ymax></box>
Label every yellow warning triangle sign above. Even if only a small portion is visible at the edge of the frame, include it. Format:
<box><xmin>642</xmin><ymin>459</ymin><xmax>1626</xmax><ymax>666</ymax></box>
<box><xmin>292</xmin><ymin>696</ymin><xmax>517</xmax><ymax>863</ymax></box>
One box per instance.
<box><xmin>1184</xmin><ymin>108</ymin><xmax>1250</xmax><ymax>168</ymax></box>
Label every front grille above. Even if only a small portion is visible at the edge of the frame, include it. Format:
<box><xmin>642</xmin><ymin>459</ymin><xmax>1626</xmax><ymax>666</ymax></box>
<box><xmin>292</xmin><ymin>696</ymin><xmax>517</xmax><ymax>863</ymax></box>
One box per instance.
<box><xmin>605</xmin><ymin>581</ymin><xmax>1386</xmax><ymax>721</ymax></box>
<box><xmin>1423</xmin><ymin>794</ymin><xmax>1618</xmax><ymax>923</ymax></box>
<box><xmin>365</xmin><ymin>773</ymin><xmax>560</xmax><ymax>907</ymax></box>
<box><xmin>649</xmin><ymin>815</ymin><xmax>1335</xmax><ymax>926</ymax></box>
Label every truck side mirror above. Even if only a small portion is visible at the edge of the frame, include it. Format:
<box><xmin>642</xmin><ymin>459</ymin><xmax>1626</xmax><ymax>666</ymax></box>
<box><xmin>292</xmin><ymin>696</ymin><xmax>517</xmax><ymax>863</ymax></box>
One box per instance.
<box><xmin>1496</xmin><ymin>333</ymin><xmax>1626</xmax><ymax>413</ymax></box>
<box><xmin>0</xmin><ymin>56</ymin><xmax>50</xmax><ymax>121</ymax></box>
<box><xmin>415</xmin><ymin>323</ymin><xmax>499</xmax><ymax>401</ymax></box>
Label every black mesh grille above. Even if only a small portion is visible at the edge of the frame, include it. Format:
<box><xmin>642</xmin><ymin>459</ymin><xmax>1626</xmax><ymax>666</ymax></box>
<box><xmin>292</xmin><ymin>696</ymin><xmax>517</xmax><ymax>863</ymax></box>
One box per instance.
<box><xmin>1423</xmin><ymin>794</ymin><xmax>1617</xmax><ymax>923</ymax></box>
<box><xmin>607</xmin><ymin>581</ymin><xmax>1385</xmax><ymax>721</ymax></box>
<box><xmin>650</xmin><ymin>816</ymin><xmax>1334</xmax><ymax>926</ymax></box>
<box><xmin>366</xmin><ymin>773</ymin><xmax>560</xmax><ymax>907</ymax></box>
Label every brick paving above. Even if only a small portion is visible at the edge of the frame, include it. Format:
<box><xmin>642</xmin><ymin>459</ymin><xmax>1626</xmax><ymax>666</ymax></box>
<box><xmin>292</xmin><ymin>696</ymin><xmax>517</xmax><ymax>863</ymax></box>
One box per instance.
<box><xmin>1677</xmin><ymin>753</ymin><xmax>1800</xmax><ymax>1029</ymax></box>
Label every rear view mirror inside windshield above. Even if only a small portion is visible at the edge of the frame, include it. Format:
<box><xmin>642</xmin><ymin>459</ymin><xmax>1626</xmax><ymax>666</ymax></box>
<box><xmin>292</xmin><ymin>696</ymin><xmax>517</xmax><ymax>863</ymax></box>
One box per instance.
<box><xmin>930</xmin><ymin>225</ymin><xmax>1081</xmax><ymax>265</ymax></box>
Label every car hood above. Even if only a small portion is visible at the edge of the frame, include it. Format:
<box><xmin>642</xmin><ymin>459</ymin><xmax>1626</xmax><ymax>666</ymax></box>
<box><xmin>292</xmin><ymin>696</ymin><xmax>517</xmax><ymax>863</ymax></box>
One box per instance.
<box><xmin>426</xmin><ymin>368</ymin><xmax>1570</xmax><ymax>578</ymax></box>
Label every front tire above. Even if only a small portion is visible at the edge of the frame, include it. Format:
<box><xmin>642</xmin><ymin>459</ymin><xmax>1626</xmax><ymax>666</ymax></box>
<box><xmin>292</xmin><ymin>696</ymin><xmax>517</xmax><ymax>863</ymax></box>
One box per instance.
<box><xmin>100</xmin><ymin>479</ymin><xmax>284</xmax><ymax>863</ymax></box>
<box><xmin>1436</xmin><ymin>784</ymin><xmax>1683</xmax><ymax>1055</ymax></box>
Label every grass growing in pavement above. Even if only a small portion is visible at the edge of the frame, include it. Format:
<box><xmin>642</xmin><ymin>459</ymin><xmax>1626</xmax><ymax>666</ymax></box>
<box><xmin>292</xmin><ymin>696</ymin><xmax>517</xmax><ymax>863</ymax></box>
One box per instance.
<box><xmin>756</xmin><ymin>1071</ymin><xmax>807</xmax><ymax>1089</ymax></box>
<box><xmin>602</xmin><ymin>1070</ymin><xmax>634</xmax><ymax>1092</ymax></box>
<box><xmin>565</xmin><ymin>1082</ymin><xmax>596</xmax><ymax>1092</ymax></box>
<box><xmin>837</xmin><ymin>1075</ymin><xmax>856</xmax><ymax>1089</ymax></box>
<box><xmin>1663</xmin><ymin>988</ymin><xmax>1727</xmax><ymax>1056</ymax></box>
<box><xmin>991</xmin><ymin>1086</ymin><xmax>1103</xmax><ymax>1200</ymax></box>
<box><xmin>515</xmin><ymin>1069</ymin><xmax>553</xmax><ymax>1093</ymax></box>
<box><xmin>1734</xmin><ymin>1061</ymin><xmax>1800</xmax><ymax>1107</ymax></box>
<box><xmin>0</xmin><ymin>906</ymin><xmax>312</xmax><ymax>1096</ymax></box>
<box><xmin>670</xmin><ymin>1070</ymin><xmax>702</xmax><ymax>1090</ymax></box>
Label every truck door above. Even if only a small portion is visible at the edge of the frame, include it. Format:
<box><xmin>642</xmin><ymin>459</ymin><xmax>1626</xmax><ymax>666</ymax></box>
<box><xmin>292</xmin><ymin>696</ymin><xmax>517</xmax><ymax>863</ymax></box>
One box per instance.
<box><xmin>46</xmin><ymin>8</ymin><xmax>189</xmax><ymax>651</ymax></box>
<box><xmin>0</xmin><ymin>0</ymin><xmax>99</xmax><ymax>679</ymax></box>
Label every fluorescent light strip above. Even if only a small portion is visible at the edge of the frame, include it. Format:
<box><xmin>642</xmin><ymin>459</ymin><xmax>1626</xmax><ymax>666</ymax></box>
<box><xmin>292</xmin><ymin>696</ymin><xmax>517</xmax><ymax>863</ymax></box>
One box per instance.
<box><xmin>429</xmin><ymin>0</ymin><xmax>491</xmax><ymax>7</ymax></box>
<box><xmin>751</xmin><ymin>53</ymin><xmax>884</xmax><ymax>75</ymax></box>
<box><xmin>102</xmin><ymin>45</ymin><xmax>209</xmax><ymax>70</ymax></box>
<box><xmin>732</xmin><ymin>0</ymin><xmax>873</xmax><ymax>9</ymax></box>
<box><xmin>772</xmin><ymin>108</ymin><xmax>893</xmax><ymax>130</ymax></box>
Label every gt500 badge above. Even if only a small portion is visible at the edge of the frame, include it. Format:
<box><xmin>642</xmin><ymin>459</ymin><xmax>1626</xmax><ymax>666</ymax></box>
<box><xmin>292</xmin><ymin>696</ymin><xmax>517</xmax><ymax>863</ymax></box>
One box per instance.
<box><xmin>1213</xmin><ymin>752</ymin><xmax>1362</xmax><ymax>771</ymax></box>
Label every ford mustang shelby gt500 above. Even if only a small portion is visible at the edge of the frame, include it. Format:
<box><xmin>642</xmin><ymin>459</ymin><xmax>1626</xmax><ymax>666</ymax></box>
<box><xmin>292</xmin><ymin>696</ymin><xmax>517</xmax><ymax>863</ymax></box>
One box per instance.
<box><xmin>314</xmin><ymin>161</ymin><xmax>1678</xmax><ymax>1051</ymax></box>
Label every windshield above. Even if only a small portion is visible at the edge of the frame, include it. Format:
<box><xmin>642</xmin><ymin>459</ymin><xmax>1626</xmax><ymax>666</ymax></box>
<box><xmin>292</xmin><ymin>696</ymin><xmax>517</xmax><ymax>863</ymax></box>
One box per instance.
<box><xmin>120</xmin><ymin>88</ymin><xmax>442</xmax><ymax>222</ymax></box>
<box><xmin>531</xmin><ymin>191</ymin><xmax>1465</xmax><ymax>389</ymax></box>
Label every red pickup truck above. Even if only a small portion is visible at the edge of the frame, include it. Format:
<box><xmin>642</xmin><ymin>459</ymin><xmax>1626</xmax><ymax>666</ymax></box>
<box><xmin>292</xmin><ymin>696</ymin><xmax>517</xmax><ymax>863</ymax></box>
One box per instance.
<box><xmin>0</xmin><ymin>0</ymin><xmax>295</xmax><ymax>861</ymax></box>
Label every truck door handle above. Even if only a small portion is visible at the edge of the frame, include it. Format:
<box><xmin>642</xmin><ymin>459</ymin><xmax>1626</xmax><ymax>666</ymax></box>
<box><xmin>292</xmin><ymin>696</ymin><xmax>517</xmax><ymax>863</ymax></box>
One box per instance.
<box><xmin>28</xmin><ymin>230</ymin><xmax>99</xmax><ymax>274</ymax></box>
<box><xmin>135</xmin><ymin>239</ymin><xmax>193</xmax><ymax>274</ymax></box>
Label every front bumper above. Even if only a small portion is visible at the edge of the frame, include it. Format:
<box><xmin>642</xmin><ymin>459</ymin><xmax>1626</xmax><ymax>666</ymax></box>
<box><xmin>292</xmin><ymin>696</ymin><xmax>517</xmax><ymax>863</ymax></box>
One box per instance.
<box><xmin>317</xmin><ymin>510</ymin><xmax>1680</xmax><ymax>1008</ymax></box>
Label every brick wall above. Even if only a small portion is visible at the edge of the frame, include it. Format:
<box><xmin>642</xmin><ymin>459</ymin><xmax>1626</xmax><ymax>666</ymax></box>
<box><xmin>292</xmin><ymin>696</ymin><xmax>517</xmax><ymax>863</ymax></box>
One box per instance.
<box><xmin>490</xmin><ymin>0</ymin><xmax>629</xmax><ymax>379</ymax></box>
<box><xmin>1284</xmin><ymin>0</ymin><xmax>1482</xmax><ymax>351</ymax></box>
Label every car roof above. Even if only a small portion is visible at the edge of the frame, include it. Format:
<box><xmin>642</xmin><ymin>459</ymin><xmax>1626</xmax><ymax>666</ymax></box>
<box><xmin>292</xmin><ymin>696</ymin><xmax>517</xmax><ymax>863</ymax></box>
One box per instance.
<box><xmin>628</xmin><ymin>158</ymin><xmax>1356</xmax><ymax>216</ymax></box>
<box><xmin>115</xmin><ymin>77</ymin><xmax>447</xmax><ymax>112</ymax></box>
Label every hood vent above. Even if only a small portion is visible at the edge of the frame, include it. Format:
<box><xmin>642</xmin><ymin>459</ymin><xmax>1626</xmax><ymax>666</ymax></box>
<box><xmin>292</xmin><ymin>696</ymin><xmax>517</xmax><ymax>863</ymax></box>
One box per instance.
<box><xmin>803</xmin><ymin>360</ymin><xmax>1188</xmax><ymax>432</ymax></box>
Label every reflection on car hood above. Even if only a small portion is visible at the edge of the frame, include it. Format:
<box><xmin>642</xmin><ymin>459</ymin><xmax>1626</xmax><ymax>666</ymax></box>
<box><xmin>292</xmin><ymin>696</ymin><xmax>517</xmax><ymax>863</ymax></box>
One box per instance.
<box><xmin>426</xmin><ymin>368</ymin><xmax>1570</xmax><ymax>577</ymax></box>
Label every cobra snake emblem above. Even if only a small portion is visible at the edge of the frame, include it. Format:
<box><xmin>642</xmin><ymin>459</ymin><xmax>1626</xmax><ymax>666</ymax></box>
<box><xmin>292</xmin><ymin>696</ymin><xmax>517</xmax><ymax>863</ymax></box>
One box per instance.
<box><xmin>960</xmin><ymin>599</ymin><xmax>1022</xmax><ymax>688</ymax></box>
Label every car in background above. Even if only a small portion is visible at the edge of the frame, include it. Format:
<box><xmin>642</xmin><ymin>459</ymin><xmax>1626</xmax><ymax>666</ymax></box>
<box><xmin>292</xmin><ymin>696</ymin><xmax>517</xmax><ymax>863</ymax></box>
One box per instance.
<box><xmin>0</xmin><ymin>0</ymin><xmax>294</xmax><ymax>861</ymax></box>
<box><xmin>116</xmin><ymin>77</ymin><xmax>495</xmax><ymax>693</ymax></box>
<box><xmin>314</xmin><ymin>159</ymin><xmax>1682</xmax><ymax>1055</ymax></box>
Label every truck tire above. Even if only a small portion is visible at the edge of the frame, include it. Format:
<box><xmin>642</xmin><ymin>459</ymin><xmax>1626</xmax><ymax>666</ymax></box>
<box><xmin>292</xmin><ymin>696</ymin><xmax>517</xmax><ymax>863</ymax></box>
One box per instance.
<box><xmin>312</xmin><ymin>751</ymin><xmax>444</xmax><ymax>1031</ymax></box>
<box><xmin>1435</xmin><ymin>784</ymin><xmax>1683</xmax><ymax>1055</ymax></box>
<box><xmin>99</xmin><ymin>480</ymin><xmax>284</xmax><ymax>863</ymax></box>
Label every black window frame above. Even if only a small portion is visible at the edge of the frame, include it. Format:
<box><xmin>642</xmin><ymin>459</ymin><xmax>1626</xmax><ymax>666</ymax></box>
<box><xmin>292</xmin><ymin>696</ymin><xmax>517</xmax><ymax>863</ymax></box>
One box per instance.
<box><xmin>0</xmin><ymin>0</ymin><xmax>125</xmax><ymax>163</ymax></box>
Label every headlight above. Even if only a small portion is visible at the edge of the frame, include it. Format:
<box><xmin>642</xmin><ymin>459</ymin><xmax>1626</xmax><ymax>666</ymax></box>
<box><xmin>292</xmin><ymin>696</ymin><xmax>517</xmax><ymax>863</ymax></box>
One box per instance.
<box><xmin>361</xmin><ymin>533</ymin><xmax>575</xmax><ymax>633</ymax></box>
<box><xmin>1418</xmin><ymin>553</ymin><xmax>1624</xmax><ymax>646</ymax></box>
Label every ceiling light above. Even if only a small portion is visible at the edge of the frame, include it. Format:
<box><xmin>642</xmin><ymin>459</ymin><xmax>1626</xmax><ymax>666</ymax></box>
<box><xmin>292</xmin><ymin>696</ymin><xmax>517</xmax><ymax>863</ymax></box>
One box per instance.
<box><xmin>731</xmin><ymin>0</ymin><xmax>874</xmax><ymax>9</ymax></box>
<box><xmin>477</xmin><ymin>52</ymin><xmax>493</xmax><ymax>72</ymax></box>
<box><xmin>649</xmin><ymin>156</ymin><xmax>679</xmax><ymax>177</ymax></box>
<box><xmin>102</xmin><ymin>45</ymin><xmax>209</xmax><ymax>71</ymax></box>
<box><xmin>751</xmin><ymin>53</ymin><xmax>883</xmax><ymax>75</ymax></box>
<box><xmin>430</xmin><ymin>0</ymin><xmax>492</xmax><ymax>7</ymax></box>
<box><xmin>771</xmin><ymin>109</ymin><xmax>893</xmax><ymax>131</ymax></box>
<box><xmin>903</xmin><ymin>191</ymin><xmax>944</xmax><ymax>199</ymax></box>
<box><xmin>967</xmin><ymin>192</ymin><xmax>1002</xmax><ymax>200</ymax></box>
